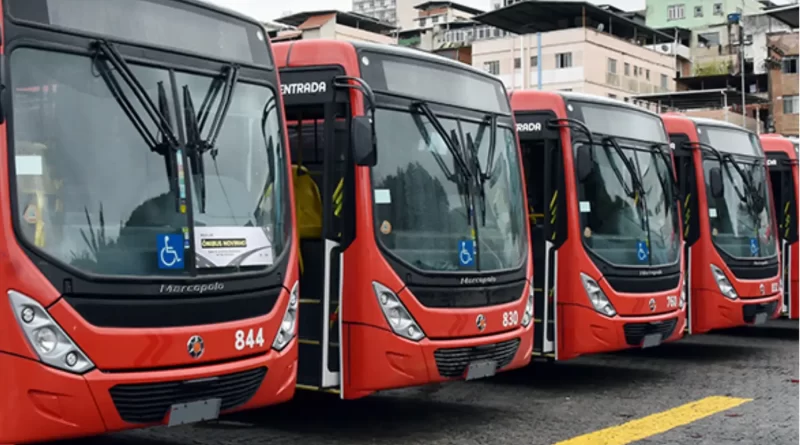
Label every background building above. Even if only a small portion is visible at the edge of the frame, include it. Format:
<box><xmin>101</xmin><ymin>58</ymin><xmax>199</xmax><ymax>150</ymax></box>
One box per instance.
<box><xmin>272</xmin><ymin>10</ymin><xmax>397</xmax><ymax>43</ymax></box>
<box><xmin>768</xmin><ymin>30</ymin><xmax>799</xmax><ymax>135</ymax></box>
<box><xmin>351</xmin><ymin>0</ymin><xmax>418</xmax><ymax>29</ymax></box>
<box><xmin>472</xmin><ymin>1</ymin><xmax>680</xmax><ymax>100</ymax></box>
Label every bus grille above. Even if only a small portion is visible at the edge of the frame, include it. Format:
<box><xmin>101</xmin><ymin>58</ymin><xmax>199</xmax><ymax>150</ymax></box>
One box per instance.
<box><xmin>433</xmin><ymin>338</ymin><xmax>520</xmax><ymax>378</ymax></box>
<box><xmin>743</xmin><ymin>301</ymin><xmax>778</xmax><ymax>323</ymax></box>
<box><xmin>108</xmin><ymin>367</ymin><xmax>266</xmax><ymax>424</ymax></box>
<box><xmin>623</xmin><ymin>318</ymin><xmax>678</xmax><ymax>346</ymax></box>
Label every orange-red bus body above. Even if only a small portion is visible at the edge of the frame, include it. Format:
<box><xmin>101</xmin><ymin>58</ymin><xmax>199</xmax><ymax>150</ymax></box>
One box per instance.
<box><xmin>510</xmin><ymin>90</ymin><xmax>685</xmax><ymax>361</ymax></box>
<box><xmin>0</xmin><ymin>5</ymin><xmax>299</xmax><ymax>444</ymax></box>
<box><xmin>661</xmin><ymin>114</ymin><xmax>782</xmax><ymax>333</ymax></box>
<box><xmin>761</xmin><ymin>133</ymin><xmax>799</xmax><ymax>319</ymax></box>
<box><xmin>274</xmin><ymin>40</ymin><xmax>533</xmax><ymax>398</ymax></box>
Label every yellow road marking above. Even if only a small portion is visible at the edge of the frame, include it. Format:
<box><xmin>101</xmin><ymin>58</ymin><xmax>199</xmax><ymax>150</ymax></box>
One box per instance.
<box><xmin>554</xmin><ymin>395</ymin><xmax>752</xmax><ymax>445</ymax></box>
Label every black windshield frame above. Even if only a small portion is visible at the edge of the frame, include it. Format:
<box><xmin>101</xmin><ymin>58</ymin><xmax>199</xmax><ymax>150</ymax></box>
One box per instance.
<box><xmin>697</xmin><ymin>124</ymin><xmax>779</xmax><ymax>262</ymax></box>
<box><xmin>3</xmin><ymin>26</ymin><xmax>293</xmax><ymax>290</ymax></box>
<box><xmin>367</xmin><ymin>91</ymin><xmax>529</xmax><ymax>286</ymax></box>
<box><xmin>565</xmin><ymin>99</ymin><xmax>681</xmax><ymax>273</ymax></box>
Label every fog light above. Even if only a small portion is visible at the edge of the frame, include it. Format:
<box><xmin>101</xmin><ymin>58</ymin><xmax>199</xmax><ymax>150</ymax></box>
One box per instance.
<box><xmin>20</xmin><ymin>306</ymin><xmax>35</xmax><ymax>324</ymax></box>
<box><xmin>65</xmin><ymin>351</ymin><xmax>78</xmax><ymax>367</ymax></box>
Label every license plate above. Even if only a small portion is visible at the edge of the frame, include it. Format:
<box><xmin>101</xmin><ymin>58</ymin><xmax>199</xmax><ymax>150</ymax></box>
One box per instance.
<box><xmin>167</xmin><ymin>398</ymin><xmax>221</xmax><ymax>427</ymax></box>
<box><xmin>465</xmin><ymin>360</ymin><xmax>497</xmax><ymax>381</ymax></box>
<box><xmin>641</xmin><ymin>333</ymin><xmax>662</xmax><ymax>349</ymax></box>
<box><xmin>753</xmin><ymin>312</ymin><xmax>768</xmax><ymax>325</ymax></box>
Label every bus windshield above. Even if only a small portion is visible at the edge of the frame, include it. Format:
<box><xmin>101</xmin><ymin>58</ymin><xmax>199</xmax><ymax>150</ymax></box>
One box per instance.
<box><xmin>371</xmin><ymin>110</ymin><xmax>527</xmax><ymax>273</ymax></box>
<box><xmin>571</xmin><ymin>102</ymin><xmax>680</xmax><ymax>267</ymax></box>
<box><xmin>11</xmin><ymin>47</ymin><xmax>288</xmax><ymax>277</ymax></box>
<box><xmin>700</xmin><ymin>126</ymin><xmax>777</xmax><ymax>259</ymax></box>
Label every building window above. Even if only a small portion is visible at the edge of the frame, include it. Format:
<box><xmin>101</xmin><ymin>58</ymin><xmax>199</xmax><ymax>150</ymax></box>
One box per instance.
<box><xmin>493</xmin><ymin>28</ymin><xmax>501</xmax><ymax>37</ymax></box>
<box><xmin>694</xmin><ymin>5</ymin><xmax>703</xmax><ymax>17</ymax></box>
<box><xmin>698</xmin><ymin>31</ymin><xmax>721</xmax><ymax>47</ymax></box>
<box><xmin>783</xmin><ymin>56</ymin><xmax>798</xmax><ymax>74</ymax></box>
<box><xmin>419</xmin><ymin>18</ymin><xmax>426</xmax><ymax>26</ymax></box>
<box><xmin>431</xmin><ymin>16</ymin><xmax>439</xmax><ymax>24</ymax></box>
<box><xmin>556</xmin><ymin>52</ymin><xmax>573</xmax><ymax>68</ymax></box>
<box><xmin>624</xmin><ymin>62</ymin><xmax>630</xmax><ymax>76</ymax></box>
<box><xmin>784</xmin><ymin>95</ymin><xmax>799</xmax><ymax>114</ymax></box>
<box><xmin>713</xmin><ymin>3</ymin><xmax>723</xmax><ymax>15</ymax></box>
<box><xmin>667</xmin><ymin>4</ymin><xmax>685</xmax><ymax>20</ymax></box>
<box><xmin>608</xmin><ymin>57</ymin><xmax>617</xmax><ymax>73</ymax></box>
<box><xmin>661</xmin><ymin>73</ymin><xmax>669</xmax><ymax>89</ymax></box>
<box><xmin>634</xmin><ymin>66</ymin><xmax>639</xmax><ymax>76</ymax></box>
<box><xmin>608</xmin><ymin>93</ymin><xmax>618</xmax><ymax>99</ymax></box>
<box><xmin>484</xmin><ymin>60</ymin><xmax>500</xmax><ymax>75</ymax></box>
<box><xmin>514</xmin><ymin>57</ymin><xmax>521</xmax><ymax>69</ymax></box>
<box><xmin>530</xmin><ymin>55</ymin><xmax>538</xmax><ymax>67</ymax></box>
<box><xmin>645</xmin><ymin>69</ymin><xmax>650</xmax><ymax>80</ymax></box>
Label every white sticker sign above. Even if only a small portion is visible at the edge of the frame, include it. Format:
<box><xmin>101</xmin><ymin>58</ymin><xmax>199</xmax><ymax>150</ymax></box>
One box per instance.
<box><xmin>15</xmin><ymin>155</ymin><xmax>43</xmax><ymax>175</ymax></box>
<box><xmin>194</xmin><ymin>226</ymin><xmax>274</xmax><ymax>268</ymax></box>
<box><xmin>709</xmin><ymin>208</ymin><xmax>717</xmax><ymax>218</ymax></box>
<box><xmin>374</xmin><ymin>189</ymin><xmax>392</xmax><ymax>204</ymax></box>
<box><xmin>579</xmin><ymin>201</ymin><xmax>592</xmax><ymax>213</ymax></box>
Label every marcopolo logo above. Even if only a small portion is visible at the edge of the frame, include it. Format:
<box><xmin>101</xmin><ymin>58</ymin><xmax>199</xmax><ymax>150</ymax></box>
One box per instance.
<box><xmin>281</xmin><ymin>81</ymin><xmax>327</xmax><ymax>96</ymax></box>
<box><xmin>516</xmin><ymin>122</ymin><xmax>542</xmax><ymax>133</ymax></box>
<box><xmin>159</xmin><ymin>282</ymin><xmax>224</xmax><ymax>294</ymax></box>
<box><xmin>460</xmin><ymin>276</ymin><xmax>498</xmax><ymax>285</ymax></box>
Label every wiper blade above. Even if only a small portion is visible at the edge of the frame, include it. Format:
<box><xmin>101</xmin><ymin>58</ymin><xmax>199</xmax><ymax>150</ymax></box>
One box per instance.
<box><xmin>649</xmin><ymin>143</ymin><xmax>681</xmax><ymax>201</ymax></box>
<box><xmin>468</xmin><ymin>115</ymin><xmax>497</xmax><ymax>226</ymax></box>
<box><xmin>411</xmin><ymin>101</ymin><xmax>472</xmax><ymax>179</ymax></box>
<box><xmin>602</xmin><ymin>136</ymin><xmax>646</xmax><ymax>198</ymax></box>
<box><xmin>184</xmin><ymin>64</ymin><xmax>240</xmax><ymax>213</ymax></box>
<box><xmin>92</xmin><ymin>40</ymin><xmax>182</xmax><ymax>209</ymax></box>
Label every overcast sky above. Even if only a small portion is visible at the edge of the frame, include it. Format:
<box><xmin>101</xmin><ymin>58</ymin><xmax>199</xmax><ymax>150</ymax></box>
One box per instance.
<box><xmin>204</xmin><ymin>0</ymin><xmax>792</xmax><ymax>22</ymax></box>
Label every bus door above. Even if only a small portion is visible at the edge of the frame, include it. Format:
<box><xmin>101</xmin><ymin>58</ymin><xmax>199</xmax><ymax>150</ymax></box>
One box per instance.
<box><xmin>669</xmin><ymin>133</ymin><xmax>699</xmax><ymax>333</ymax></box>
<box><xmin>516</xmin><ymin>112</ymin><xmax>566</xmax><ymax>358</ymax></box>
<box><xmin>280</xmin><ymin>67</ymin><xmax>354</xmax><ymax>393</ymax></box>
<box><xmin>766</xmin><ymin>153</ymin><xmax>798</xmax><ymax>315</ymax></box>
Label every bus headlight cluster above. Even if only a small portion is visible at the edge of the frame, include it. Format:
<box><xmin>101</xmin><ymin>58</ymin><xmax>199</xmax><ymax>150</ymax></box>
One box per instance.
<box><xmin>9</xmin><ymin>290</ymin><xmax>94</xmax><ymax>374</ymax></box>
<box><xmin>710</xmin><ymin>264</ymin><xmax>738</xmax><ymax>300</ymax></box>
<box><xmin>373</xmin><ymin>282</ymin><xmax>425</xmax><ymax>341</ymax></box>
<box><xmin>272</xmin><ymin>281</ymin><xmax>299</xmax><ymax>351</ymax></box>
<box><xmin>580</xmin><ymin>273</ymin><xmax>617</xmax><ymax>317</ymax></box>
<box><xmin>521</xmin><ymin>282</ymin><xmax>534</xmax><ymax>327</ymax></box>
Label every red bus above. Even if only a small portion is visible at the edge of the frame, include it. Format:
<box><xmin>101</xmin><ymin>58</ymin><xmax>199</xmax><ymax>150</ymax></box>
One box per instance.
<box><xmin>510</xmin><ymin>91</ymin><xmax>686</xmax><ymax>361</ymax></box>
<box><xmin>273</xmin><ymin>40</ymin><xmax>534</xmax><ymax>398</ymax></box>
<box><xmin>761</xmin><ymin>134</ymin><xmax>799</xmax><ymax>319</ymax></box>
<box><xmin>2</xmin><ymin>1</ymin><xmax>298</xmax><ymax>443</ymax></box>
<box><xmin>662</xmin><ymin>115</ymin><xmax>782</xmax><ymax>333</ymax></box>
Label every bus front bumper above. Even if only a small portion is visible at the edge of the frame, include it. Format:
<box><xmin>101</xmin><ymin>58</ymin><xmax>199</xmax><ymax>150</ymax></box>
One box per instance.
<box><xmin>0</xmin><ymin>342</ymin><xmax>296</xmax><ymax>444</ymax></box>
<box><xmin>560</xmin><ymin>305</ymin><xmax>686</xmax><ymax>361</ymax></box>
<box><xmin>692</xmin><ymin>289</ymin><xmax>782</xmax><ymax>334</ymax></box>
<box><xmin>345</xmin><ymin>323</ymin><xmax>532</xmax><ymax>399</ymax></box>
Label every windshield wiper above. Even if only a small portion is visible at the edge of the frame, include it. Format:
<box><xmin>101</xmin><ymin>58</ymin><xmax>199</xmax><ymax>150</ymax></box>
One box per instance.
<box><xmin>183</xmin><ymin>64</ymin><xmax>240</xmax><ymax>213</ymax></box>
<box><xmin>92</xmin><ymin>40</ymin><xmax>181</xmax><ymax>207</ymax></box>
<box><xmin>411</xmin><ymin>101</ymin><xmax>472</xmax><ymax>179</ymax></box>
<box><xmin>602</xmin><ymin>136</ymin><xmax>646</xmax><ymax>199</ymax></box>
<box><xmin>468</xmin><ymin>115</ymin><xmax>497</xmax><ymax>226</ymax></box>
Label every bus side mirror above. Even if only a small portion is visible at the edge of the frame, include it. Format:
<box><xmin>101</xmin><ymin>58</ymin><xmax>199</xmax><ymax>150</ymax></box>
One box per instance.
<box><xmin>575</xmin><ymin>147</ymin><xmax>593</xmax><ymax>182</ymax></box>
<box><xmin>709</xmin><ymin>167</ymin><xmax>724</xmax><ymax>198</ymax></box>
<box><xmin>352</xmin><ymin>115</ymin><xmax>376</xmax><ymax>167</ymax></box>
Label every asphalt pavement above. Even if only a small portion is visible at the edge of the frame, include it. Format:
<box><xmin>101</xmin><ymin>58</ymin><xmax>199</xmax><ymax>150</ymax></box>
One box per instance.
<box><xmin>53</xmin><ymin>319</ymin><xmax>798</xmax><ymax>445</ymax></box>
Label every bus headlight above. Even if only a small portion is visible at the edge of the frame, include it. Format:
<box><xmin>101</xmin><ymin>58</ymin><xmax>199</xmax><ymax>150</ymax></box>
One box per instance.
<box><xmin>8</xmin><ymin>290</ymin><xmax>94</xmax><ymax>374</ymax></box>
<box><xmin>272</xmin><ymin>281</ymin><xmax>298</xmax><ymax>351</ymax></box>
<box><xmin>580</xmin><ymin>273</ymin><xmax>617</xmax><ymax>317</ymax></box>
<box><xmin>521</xmin><ymin>282</ymin><xmax>534</xmax><ymax>327</ymax></box>
<box><xmin>373</xmin><ymin>282</ymin><xmax>425</xmax><ymax>341</ymax></box>
<box><xmin>710</xmin><ymin>264</ymin><xmax>738</xmax><ymax>300</ymax></box>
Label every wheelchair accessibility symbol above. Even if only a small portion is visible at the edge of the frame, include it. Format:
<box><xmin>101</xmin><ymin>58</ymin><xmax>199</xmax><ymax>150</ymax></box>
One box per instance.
<box><xmin>157</xmin><ymin>234</ymin><xmax>185</xmax><ymax>270</ymax></box>
<box><xmin>636</xmin><ymin>241</ymin><xmax>649</xmax><ymax>263</ymax></box>
<box><xmin>749</xmin><ymin>238</ymin><xmax>759</xmax><ymax>257</ymax></box>
<box><xmin>458</xmin><ymin>239</ymin><xmax>475</xmax><ymax>267</ymax></box>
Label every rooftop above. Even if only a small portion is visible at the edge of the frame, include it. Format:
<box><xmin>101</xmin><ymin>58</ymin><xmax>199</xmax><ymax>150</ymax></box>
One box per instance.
<box><xmin>631</xmin><ymin>88</ymin><xmax>772</xmax><ymax>110</ymax></box>
<box><xmin>473</xmin><ymin>0</ymin><xmax>674</xmax><ymax>43</ymax></box>
<box><xmin>414</xmin><ymin>1</ymin><xmax>484</xmax><ymax>15</ymax></box>
<box><xmin>757</xmin><ymin>3</ymin><xmax>799</xmax><ymax>28</ymax></box>
<box><xmin>275</xmin><ymin>10</ymin><xmax>397</xmax><ymax>34</ymax></box>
